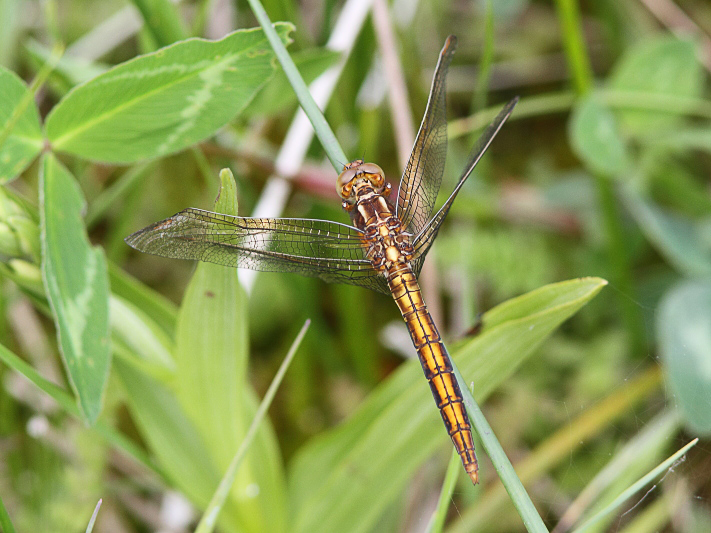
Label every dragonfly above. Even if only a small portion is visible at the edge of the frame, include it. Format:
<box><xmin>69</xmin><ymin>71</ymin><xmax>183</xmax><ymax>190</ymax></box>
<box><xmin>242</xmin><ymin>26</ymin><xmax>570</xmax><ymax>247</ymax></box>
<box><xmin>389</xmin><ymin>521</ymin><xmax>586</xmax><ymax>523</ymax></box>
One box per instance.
<box><xmin>126</xmin><ymin>35</ymin><xmax>517</xmax><ymax>485</ymax></box>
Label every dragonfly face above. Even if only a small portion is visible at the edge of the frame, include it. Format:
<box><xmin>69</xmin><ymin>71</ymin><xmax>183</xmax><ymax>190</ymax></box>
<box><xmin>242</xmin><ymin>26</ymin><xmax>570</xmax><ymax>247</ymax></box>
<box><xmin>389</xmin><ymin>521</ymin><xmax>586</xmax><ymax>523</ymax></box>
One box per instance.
<box><xmin>336</xmin><ymin>160</ymin><xmax>389</xmax><ymax>212</ymax></box>
<box><xmin>125</xmin><ymin>35</ymin><xmax>518</xmax><ymax>485</ymax></box>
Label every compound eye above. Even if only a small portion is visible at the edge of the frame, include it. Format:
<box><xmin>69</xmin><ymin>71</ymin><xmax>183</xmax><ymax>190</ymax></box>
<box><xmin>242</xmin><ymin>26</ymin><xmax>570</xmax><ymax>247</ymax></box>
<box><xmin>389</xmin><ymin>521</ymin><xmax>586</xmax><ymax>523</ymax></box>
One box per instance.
<box><xmin>336</xmin><ymin>168</ymin><xmax>357</xmax><ymax>199</ymax></box>
<box><xmin>359</xmin><ymin>162</ymin><xmax>385</xmax><ymax>188</ymax></box>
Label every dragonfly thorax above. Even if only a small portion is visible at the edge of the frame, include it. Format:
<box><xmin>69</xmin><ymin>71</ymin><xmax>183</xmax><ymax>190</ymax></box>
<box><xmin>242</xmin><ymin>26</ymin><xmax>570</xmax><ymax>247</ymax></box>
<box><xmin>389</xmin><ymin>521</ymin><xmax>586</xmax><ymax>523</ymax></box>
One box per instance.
<box><xmin>336</xmin><ymin>160</ymin><xmax>388</xmax><ymax>207</ymax></box>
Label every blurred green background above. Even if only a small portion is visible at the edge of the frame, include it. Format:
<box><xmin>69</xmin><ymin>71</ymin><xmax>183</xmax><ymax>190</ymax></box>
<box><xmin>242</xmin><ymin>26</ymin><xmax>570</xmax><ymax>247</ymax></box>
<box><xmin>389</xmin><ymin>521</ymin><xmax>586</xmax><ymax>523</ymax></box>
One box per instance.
<box><xmin>0</xmin><ymin>0</ymin><xmax>710</xmax><ymax>531</ymax></box>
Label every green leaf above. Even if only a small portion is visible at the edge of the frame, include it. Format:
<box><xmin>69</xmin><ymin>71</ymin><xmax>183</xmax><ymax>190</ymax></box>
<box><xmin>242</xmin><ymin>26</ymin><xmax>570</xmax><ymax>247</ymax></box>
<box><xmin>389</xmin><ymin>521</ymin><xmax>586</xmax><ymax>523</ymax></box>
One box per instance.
<box><xmin>608</xmin><ymin>37</ymin><xmax>703</xmax><ymax>134</ymax></box>
<box><xmin>622</xmin><ymin>188</ymin><xmax>711</xmax><ymax>277</ymax></box>
<box><xmin>243</xmin><ymin>48</ymin><xmax>340</xmax><ymax>117</ymax></box>
<box><xmin>0</xmin><ymin>65</ymin><xmax>43</xmax><ymax>182</ymax></box>
<box><xmin>569</xmin><ymin>95</ymin><xmax>630</xmax><ymax>176</ymax></box>
<box><xmin>46</xmin><ymin>24</ymin><xmax>293</xmax><ymax>163</ymax></box>
<box><xmin>40</xmin><ymin>154</ymin><xmax>111</xmax><ymax>424</ymax></box>
<box><xmin>288</xmin><ymin>278</ymin><xmax>606</xmax><ymax>533</ymax></box>
<box><xmin>657</xmin><ymin>281</ymin><xmax>711</xmax><ymax>435</ymax></box>
<box><xmin>174</xmin><ymin>168</ymin><xmax>287</xmax><ymax>532</ymax></box>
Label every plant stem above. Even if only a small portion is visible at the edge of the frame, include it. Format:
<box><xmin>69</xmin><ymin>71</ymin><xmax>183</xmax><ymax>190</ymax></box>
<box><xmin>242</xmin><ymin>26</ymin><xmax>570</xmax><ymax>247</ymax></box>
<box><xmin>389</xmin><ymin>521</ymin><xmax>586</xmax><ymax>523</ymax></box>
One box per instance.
<box><xmin>246</xmin><ymin>0</ymin><xmax>348</xmax><ymax>171</ymax></box>
<box><xmin>554</xmin><ymin>0</ymin><xmax>645</xmax><ymax>355</ymax></box>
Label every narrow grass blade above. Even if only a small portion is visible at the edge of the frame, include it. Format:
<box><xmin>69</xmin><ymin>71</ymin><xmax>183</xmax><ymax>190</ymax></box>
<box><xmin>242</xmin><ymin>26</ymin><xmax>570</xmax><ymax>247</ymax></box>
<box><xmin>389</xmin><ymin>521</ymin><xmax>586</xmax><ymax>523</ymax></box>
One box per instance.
<box><xmin>246</xmin><ymin>0</ymin><xmax>348</xmax><ymax>170</ymax></box>
<box><xmin>0</xmin><ymin>493</ymin><xmax>16</xmax><ymax>533</ymax></box>
<box><xmin>40</xmin><ymin>154</ymin><xmax>111</xmax><ymax>424</ymax></box>
<box><xmin>448</xmin><ymin>367</ymin><xmax>662</xmax><ymax>533</ymax></box>
<box><xmin>553</xmin><ymin>410</ymin><xmax>680</xmax><ymax>532</ymax></box>
<box><xmin>453</xmin><ymin>363</ymin><xmax>547</xmax><ymax>532</ymax></box>
<box><xmin>573</xmin><ymin>439</ymin><xmax>699</xmax><ymax>533</ymax></box>
<box><xmin>426</xmin><ymin>434</ymin><xmax>467</xmax><ymax>533</ymax></box>
<box><xmin>0</xmin><ymin>340</ymin><xmax>157</xmax><ymax>473</ymax></box>
<box><xmin>196</xmin><ymin>319</ymin><xmax>310</xmax><ymax>533</ymax></box>
<box><xmin>85</xmin><ymin>499</ymin><xmax>102</xmax><ymax>533</ymax></box>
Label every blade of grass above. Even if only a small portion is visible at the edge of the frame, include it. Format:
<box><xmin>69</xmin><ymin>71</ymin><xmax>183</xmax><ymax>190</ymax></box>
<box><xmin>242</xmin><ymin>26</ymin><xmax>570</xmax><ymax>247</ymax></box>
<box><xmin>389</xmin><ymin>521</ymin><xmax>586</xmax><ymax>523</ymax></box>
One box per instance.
<box><xmin>85</xmin><ymin>499</ymin><xmax>102</xmax><ymax>533</ymax></box>
<box><xmin>240</xmin><ymin>0</ymin><xmax>373</xmax><ymax>292</ymax></box>
<box><xmin>86</xmin><ymin>162</ymin><xmax>156</xmax><ymax>228</ymax></box>
<box><xmin>0</xmin><ymin>340</ymin><xmax>159</xmax><ymax>474</ymax></box>
<box><xmin>246</xmin><ymin>0</ymin><xmax>347</xmax><ymax>170</ymax></box>
<box><xmin>473</xmin><ymin>0</ymin><xmax>495</xmax><ymax>112</ymax></box>
<box><xmin>448</xmin><ymin>89</ymin><xmax>711</xmax><ymax>140</ymax></box>
<box><xmin>196</xmin><ymin>319</ymin><xmax>310</xmax><ymax>533</ymax></box>
<box><xmin>372</xmin><ymin>0</ymin><xmax>415</xmax><ymax>169</ymax></box>
<box><xmin>427</xmin><ymin>449</ymin><xmax>462</xmax><ymax>533</ymax></box>
<box><xmin>573</xmin><ymin>439</ymin><xmax>699</xmax><ymax>533</ymax></box>
<box><xmin>0</xmin><ymin>494</ymin><xmax>16</xmax><ymax>533</ymax></box>
<box><xmin>555</xmin><ymin>0</ymin><xmax>645</xmax><ymax>355</ymax></box>
<box><xmin>448</xmin><ymin>366</ymin><xmax>662</xmax><ymax>533</ymax></box>
<box><xmin>452</xmin><ymin>364</ymin><xmax>548</xmax><ymax>533</ymax></box>
<box><xmin>554</xmin><ymin>0</ymin><xmax>593</xmax><ymax>94</ymax></box>
<box><xmin>552</xmin><ymin>409</ymin><xmax>680</xmax><ymax>532</ymax></box>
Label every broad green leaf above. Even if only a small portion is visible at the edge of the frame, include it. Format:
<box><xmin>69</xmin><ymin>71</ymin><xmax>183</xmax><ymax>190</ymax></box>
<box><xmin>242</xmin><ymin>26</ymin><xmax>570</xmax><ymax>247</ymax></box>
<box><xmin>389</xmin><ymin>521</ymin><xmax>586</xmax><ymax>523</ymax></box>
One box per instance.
<box><xmin>46</xmin><ymin>24</ymin><xmax>293</xmax><ymax>163</ymax></box>
<box><xmin>0</xmin><ymin>66</ymin><xmax>43</xmax><ymax>182</ymax></box>
<box><xmin>657</xmin><ymin>281</ymin><xmax>711</xmax><ymax>435</ymax></box>
<box><xmin>569</xmin><ymin>96</ymin><xmax>630</xmax><ymax>176</ymax></box>
<box><xmin>622</xmin><ymin>188</ymin><xmax>711</xmax><ymax>277</ymax></box>
<box><xmin>243</xmin><ymin>48</ymin><xmax>340</xmax><ymax>117</ymax></box>
<box><xmin>40</xmin><ymin>154</ymin><xmax>111</xmax><ymax>424</ymax></box>
<box><xmin>174</xmin><ymin>168</ymin><xmax>286</xmax><ymax>532</ymax></box>
<box><xmin>608</xmin><ymin>37</ymin><xmax>703</xmax><ymax>134</ymax></box>
<box><xmin>289</xmin><ymin>278</ymin><xmax>606</xmax><ymax>533</ymax></box>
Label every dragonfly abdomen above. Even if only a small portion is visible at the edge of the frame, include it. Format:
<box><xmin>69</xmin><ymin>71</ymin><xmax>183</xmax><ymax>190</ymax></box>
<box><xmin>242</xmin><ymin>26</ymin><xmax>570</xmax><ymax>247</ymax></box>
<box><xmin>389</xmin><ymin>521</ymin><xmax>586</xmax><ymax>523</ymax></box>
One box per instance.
<box><xmin>387</xmin><ymin>266</ymin><xmax>479</xmax><ymax>484</ymax></box>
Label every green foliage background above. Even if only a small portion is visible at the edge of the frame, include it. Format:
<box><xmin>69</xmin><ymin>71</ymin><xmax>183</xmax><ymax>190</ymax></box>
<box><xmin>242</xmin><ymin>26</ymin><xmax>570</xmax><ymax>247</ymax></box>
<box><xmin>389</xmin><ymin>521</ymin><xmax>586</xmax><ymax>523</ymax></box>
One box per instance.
<box><xmin>0</xmin><ymin>0</ymin><xmax>710</xmax><ymax>531</ymax></box>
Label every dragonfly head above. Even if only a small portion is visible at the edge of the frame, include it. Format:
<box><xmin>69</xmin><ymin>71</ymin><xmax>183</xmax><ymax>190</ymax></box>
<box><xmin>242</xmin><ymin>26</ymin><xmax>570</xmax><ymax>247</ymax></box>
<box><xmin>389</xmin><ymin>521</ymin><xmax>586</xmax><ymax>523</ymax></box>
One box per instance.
<box><xmin>336</xmin><ymin>160</ymin><xmax>386</xmax><ymax>207</ymax></box>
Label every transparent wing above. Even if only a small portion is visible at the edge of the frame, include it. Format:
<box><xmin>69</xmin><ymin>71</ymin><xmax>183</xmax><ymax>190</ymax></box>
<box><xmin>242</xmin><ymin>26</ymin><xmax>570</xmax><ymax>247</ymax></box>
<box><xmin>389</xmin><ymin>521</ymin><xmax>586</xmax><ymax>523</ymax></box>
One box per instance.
<box><xmin>411</xmin><ymin>98</ymin><xmax>519</xmax><ymax>275</ymax></box>
<box><xmin>396</xmin><ymin>35</ymin><xmax>456</xmax><ymax>237</ymax></box>
<box><xmin>125</xmin><ymin>208</ymin><xmax>391</xmax><ymax>294</ymax></box>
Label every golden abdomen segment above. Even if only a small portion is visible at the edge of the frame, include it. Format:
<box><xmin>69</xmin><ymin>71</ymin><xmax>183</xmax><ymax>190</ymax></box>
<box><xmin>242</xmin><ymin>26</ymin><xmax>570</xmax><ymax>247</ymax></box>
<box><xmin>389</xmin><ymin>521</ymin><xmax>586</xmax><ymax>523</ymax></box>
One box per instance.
<box><xmin>387</xmin><ymin>266</ymin><xmax>479</xmax><ymax>484</ymax></box>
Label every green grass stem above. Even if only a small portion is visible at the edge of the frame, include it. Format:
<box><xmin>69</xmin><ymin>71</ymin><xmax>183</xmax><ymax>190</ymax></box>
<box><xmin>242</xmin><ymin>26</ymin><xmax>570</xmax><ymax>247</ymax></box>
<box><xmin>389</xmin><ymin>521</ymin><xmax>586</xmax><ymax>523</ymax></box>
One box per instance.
<box><xmin>246</xmin><ymin>0</ymin><xmax>348</xmax><ymax>171</ymax></box>
<box><xmin>195</xmin><ymin>320</ymin><xmax>310</xmax><ymax>533</ymax></box>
